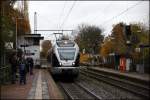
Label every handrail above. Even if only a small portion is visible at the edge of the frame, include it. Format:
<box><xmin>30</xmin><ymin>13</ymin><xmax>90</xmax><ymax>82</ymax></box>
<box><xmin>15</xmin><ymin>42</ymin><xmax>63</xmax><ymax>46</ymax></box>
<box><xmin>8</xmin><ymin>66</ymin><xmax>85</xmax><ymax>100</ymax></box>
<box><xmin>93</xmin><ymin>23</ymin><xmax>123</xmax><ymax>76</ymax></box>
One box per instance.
<box><xmin>0</xmin><ymin>66</ymin><xmax>10</xmax><ymax>69</ymax></box>
<box><xmin>0</xmin><ymin>65</ymin><xmax>11</xmax><ymax>84</ymax></box>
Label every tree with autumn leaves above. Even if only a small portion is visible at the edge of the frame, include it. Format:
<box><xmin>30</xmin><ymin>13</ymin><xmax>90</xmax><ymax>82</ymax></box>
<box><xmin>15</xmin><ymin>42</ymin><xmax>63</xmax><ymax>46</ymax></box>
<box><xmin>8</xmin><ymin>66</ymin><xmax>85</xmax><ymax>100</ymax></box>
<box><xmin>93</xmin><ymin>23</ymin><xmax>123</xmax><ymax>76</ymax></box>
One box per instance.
<box><xmin>0</xmin><ymin>1</ymin><xmax>31</xmax><ymax>66</ymax></box>
<box><xmin>100</xmin><ymin>22</ymin><xmax>149</xmax><ymax>70</ymax></box>
<box><xmin>75</xmin><ymin>24</ymin><xmax>104</xmax><ymax>54</ymax></box>
<box><xmin>1</xmin><ymin>1</ymin><xmax>31</xmax><ymax>35</ymax></box>
<box><xmin>1</xmin><ymin>1</ymin><xmax>31</xmax><ymax>48</ymax></box>
<box><xmin>101</xmin><ymin>23</ymin><xmax>127</xmax><ymax>57</ymax></box>
<box><xmin>40</xmin><ymin>40</ymin><xmax>52</xmax><ymax>58</ymax></box>
<box><xmin>75</xmin><ymin>23</ymin><xmax>149</xmax><ymax>66</ymax></box>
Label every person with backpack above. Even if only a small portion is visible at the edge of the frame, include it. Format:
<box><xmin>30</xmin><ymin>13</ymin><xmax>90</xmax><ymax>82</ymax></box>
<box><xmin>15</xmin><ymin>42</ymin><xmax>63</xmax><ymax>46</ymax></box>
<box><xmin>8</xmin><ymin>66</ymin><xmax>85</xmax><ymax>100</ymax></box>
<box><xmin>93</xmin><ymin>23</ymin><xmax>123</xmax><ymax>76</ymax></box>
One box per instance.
<box><xmin>18</xmin><ymin>55</ymin><xmax>27</xmax><ymax>85</ymax></box>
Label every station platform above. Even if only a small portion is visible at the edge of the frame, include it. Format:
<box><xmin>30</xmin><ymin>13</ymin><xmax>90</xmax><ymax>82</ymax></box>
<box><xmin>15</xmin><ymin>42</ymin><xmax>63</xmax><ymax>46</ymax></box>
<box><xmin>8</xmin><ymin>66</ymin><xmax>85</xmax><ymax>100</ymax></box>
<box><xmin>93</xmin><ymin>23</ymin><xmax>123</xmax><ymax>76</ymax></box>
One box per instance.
<box><xmin>0</xmin><ymin>69</ymin><xmax>63</xmax><ymax>99</ymax></box>
<box><xmin>88</xmin><ymin>67</ymin><xmax>150</xmax><ymax>82</ymax></box>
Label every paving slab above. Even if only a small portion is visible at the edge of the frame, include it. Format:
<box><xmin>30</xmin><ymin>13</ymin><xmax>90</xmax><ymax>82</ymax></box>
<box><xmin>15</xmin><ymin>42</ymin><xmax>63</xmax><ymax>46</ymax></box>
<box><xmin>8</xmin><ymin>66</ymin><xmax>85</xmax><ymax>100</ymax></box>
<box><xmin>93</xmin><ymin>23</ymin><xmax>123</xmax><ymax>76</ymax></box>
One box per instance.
<box><xmin>89</xmin><ymin>67</ymin><xmax>150</xmax><ymax>82</ymax></box>
<box><xmin>0</xmin><ymin>69</ymin><xmax>38</xmax><ymax>99</ymax></box>
<box><xmin>1</xmin><ymin>69</ymin><xmax>63</xmax><ymax>99</ymax></box>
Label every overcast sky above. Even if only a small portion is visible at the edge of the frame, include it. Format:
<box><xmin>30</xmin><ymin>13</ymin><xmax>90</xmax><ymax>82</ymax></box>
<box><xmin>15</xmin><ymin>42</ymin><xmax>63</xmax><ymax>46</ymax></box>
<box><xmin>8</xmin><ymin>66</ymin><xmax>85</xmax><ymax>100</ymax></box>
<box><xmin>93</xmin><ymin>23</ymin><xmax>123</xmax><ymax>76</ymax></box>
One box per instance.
<box><xmin>28</xmin><ymin>1</ymin><xmax>149</xmax><ymax>40</ymax></box>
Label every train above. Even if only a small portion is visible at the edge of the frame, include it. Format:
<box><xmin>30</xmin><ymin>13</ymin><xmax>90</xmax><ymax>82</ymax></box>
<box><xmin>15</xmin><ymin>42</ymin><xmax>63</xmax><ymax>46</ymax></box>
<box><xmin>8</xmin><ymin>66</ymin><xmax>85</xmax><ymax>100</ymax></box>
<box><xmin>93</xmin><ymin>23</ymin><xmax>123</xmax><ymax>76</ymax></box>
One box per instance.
<box><xmin>47</xmin><ymin>39</ymin><xmax>80</xmax><ymax>78</ymax></box>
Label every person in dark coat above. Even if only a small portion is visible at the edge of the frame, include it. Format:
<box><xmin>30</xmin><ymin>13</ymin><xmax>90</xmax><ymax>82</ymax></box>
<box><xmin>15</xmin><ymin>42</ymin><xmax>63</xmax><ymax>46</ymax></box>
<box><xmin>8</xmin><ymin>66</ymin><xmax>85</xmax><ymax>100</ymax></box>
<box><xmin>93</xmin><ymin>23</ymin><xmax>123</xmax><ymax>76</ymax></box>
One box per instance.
<box><xmin>29</xmin><ymin>58</ymin><xmax>34</xmax><ymax>75</ymax></box>
<box><xmin>27</xmin><ymin>57</ymin><xmax>34</xmax><ymax>75</ymax></box>
<box><xmin>18</xmin><ymin>56</ymin><xmax>27</xmax><ymax>85</ymax></box>
<box><xmin>25</xmin><ymin>58</ymin><xmax>30</xmax><ymax>73</ymax></box>
<box><xmin>9</xmin><ymin>52</ymin><xmax>17</xmax><ymax>84</ymax></box>
<box><xmin>30</xmin><ymin>58</ymin><xmax>34</xmax><ymax>75</ymax></box>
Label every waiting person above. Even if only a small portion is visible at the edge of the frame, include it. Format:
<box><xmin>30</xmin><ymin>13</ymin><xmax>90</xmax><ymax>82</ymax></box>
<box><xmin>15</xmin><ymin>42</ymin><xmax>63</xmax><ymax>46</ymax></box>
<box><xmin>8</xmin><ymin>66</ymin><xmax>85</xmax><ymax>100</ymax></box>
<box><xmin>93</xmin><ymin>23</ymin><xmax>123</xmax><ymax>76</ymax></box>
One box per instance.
<box><xmin>9</xmin><ymin>52</ymin><xmax>17</xmax><ymax>84</ymax></box>
<box><xmin>25</xmin><ymin>58</ymin><xmax>30</xmax><ymax>73</ymax></box>
<box><xmin>18</xmin><ymin>55</ymin><xmax>27</xmax><ymax>85</ymax></box>
<box><xmin>26</xmin><ymin>57</ymin><xmax>34</xmax><ymax>75</ymax></box>
<box><xmin>29</xmin><ymin>57</ymin><xmax>34</xmax><ymax>75</ymax></box>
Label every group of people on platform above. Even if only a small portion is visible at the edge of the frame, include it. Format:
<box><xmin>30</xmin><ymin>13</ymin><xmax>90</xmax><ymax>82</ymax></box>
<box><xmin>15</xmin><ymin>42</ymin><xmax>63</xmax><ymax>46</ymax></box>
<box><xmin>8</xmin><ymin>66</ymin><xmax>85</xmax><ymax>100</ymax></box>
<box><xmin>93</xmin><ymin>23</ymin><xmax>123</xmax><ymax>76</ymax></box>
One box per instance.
<box><xmin>9</xmin><ymin>51</ymin><xmax>34</xmax><ymax>85</ymax></box>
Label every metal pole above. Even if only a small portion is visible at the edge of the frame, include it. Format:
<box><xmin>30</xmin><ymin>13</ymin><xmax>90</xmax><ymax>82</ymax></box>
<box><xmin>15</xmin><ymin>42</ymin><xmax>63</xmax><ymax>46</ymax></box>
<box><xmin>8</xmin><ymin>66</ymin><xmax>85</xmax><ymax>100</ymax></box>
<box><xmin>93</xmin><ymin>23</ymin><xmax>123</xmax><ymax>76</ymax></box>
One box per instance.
<box><xmin>142</xmin><ymin>48</ymin><xmax>144</xmax><ymax>71</ymax></box>
<box><xmin>16</xmin><ymin>18</ymin><xmax>17</xmax><ymax>50</ymax></box>
<box><xmin>114</xmin><ymin>53</ymin><xmax>116</xmax><ymax>69</ymax></box>
<box><xmin>36</xmin><ymin>12</ymin><xmax>37</xmax><ymax>34</ymax></box>
<box><xmin>16</xmin><ymin>18</ymin><xmax>24</xmax><ymax>50</ymax></box>
<box><xmin>34</xmin><ymin>12</ymin><xmax>37</xmax><ymax>34</ymax></box>
<box><xmin>24</xmin><ymin>38</ymin><xmax>25</xmax><ymax>55</ymax></box>
<box><xmin>34</xmin><ymin>12</ymin><xmax>35</xmax><ymax>34</ymax></box>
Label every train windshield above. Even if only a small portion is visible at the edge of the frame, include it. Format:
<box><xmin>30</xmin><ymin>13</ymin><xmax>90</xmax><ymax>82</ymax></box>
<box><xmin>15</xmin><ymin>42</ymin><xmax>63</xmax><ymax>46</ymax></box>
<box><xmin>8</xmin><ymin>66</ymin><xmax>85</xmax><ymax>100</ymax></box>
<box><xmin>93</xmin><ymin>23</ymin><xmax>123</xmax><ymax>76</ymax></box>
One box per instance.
<box><xmin>58</xmin><ymin>48</ymin><xmax>76</xmax><ymax>60</ymax></box>
<box><xmin>57</xmin><ymin>40</ymin><xmax>75</xmax><ymax>47</ymax></box>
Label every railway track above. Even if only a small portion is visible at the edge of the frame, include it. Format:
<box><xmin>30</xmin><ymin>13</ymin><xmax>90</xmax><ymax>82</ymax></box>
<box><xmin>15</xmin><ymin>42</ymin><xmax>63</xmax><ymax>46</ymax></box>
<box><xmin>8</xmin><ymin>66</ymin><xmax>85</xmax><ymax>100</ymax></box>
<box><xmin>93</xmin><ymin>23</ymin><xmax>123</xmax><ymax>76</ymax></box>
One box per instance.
<box><xmin>80</xmin><ymin>69</ymin><xmax>150</xmax><ymax>99</ymax></box>
<box><xmin>58</xmin><ymin>82</ymin><xmax>102</xmax><ymax>99</ymax></box>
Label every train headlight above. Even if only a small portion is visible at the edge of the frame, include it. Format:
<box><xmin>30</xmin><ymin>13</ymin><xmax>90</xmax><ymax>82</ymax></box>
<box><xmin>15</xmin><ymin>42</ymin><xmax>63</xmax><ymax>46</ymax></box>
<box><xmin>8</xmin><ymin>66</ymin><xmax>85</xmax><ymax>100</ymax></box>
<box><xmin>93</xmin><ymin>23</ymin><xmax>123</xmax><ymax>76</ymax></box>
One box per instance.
<box><xmin>72</xmin><ymin>62</ymin><xmax>75</xmax><ymax>65</ymax></box>
<box><xmin>59</xmin><ymin>62</ymin><xmax>62</xmax><ymax>66</ymax></box>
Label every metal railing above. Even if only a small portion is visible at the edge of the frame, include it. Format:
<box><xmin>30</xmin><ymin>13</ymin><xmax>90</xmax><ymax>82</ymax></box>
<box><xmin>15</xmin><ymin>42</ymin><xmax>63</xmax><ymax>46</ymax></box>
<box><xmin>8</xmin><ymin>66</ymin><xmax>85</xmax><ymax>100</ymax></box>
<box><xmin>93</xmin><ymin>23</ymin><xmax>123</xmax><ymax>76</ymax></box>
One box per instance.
<box><xmin>0</xmin><ymin>65</ymin><xmax>11</xmax><ymax>84</ymax></box>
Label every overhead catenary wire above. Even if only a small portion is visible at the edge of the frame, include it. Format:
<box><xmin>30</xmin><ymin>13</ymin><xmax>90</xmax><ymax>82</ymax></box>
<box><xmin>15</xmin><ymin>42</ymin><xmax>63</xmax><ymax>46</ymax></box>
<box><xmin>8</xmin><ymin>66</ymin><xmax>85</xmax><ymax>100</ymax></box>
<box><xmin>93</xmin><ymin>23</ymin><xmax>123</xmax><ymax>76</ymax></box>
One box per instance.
<box><xmin>60</xmin><ymin>0</ymin><xmax>77</xmax><ymax>30</ymax></box>
<box><xmin>58</xmin><ymin>0</ymin><xmax>67</xmax><ymax>30</ymax></box>
<box><xmin>100</xmin><ymin>0</ymin><xmax>144</xmax><ymax>26</ymax></box>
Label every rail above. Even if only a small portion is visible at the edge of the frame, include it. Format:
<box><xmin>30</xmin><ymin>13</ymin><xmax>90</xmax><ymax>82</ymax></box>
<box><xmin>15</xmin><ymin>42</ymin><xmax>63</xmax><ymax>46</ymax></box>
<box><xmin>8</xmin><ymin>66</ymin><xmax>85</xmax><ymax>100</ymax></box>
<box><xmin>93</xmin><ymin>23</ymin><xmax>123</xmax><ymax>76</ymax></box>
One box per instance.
<box><xmin>58</xmin><ymin>82</ymin><xmax>101</xmax><ymax>99</ymax></box>
<box><xmin>81</xmin><ymin>69</ymin><xmax>150</xmax><ymax>99</ymax></box>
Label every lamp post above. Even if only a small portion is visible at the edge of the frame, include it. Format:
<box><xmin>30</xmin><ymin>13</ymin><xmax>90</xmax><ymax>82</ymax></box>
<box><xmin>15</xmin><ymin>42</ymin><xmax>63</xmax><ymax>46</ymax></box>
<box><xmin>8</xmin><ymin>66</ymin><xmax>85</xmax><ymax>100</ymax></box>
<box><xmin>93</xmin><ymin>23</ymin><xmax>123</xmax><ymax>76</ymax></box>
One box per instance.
<box><xmin>16</xmin><ymin>17</ymin><xmax>24</xmax><ymax>50</ymax></box>
<box><xmin>109</xmin><ymin>37</ymin><xmax>118</xmax><ymax>70</ymax></box>
<box><xmin>140</xmin><ymin>44</ymin><xmax>145</xmax><ymax>73</ymax></box>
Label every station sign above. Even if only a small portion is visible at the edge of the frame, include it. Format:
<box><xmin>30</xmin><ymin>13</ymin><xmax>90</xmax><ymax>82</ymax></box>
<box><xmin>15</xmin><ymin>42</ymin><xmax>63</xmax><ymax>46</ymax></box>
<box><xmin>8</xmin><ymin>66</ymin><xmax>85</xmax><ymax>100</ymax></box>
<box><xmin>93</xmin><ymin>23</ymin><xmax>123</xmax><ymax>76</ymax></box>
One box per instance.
<box><xmin>5</xmin><ymin>42</ymin><xmax>13</xmax><ymax>49</ymax></box>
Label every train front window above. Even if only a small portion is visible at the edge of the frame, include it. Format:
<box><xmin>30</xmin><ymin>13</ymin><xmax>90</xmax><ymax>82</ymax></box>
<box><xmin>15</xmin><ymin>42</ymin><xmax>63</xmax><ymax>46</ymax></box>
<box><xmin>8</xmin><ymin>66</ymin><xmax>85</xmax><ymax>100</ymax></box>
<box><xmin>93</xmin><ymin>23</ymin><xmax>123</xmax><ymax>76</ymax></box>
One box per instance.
<box><xmin>57</xmin><ymin>40</ymin><xmax>75</xmax><ymax>47</ymax></box>
<box><xmin>58</xmin><ymin>48</ymin><xmax>75</xmax><ymax>60</ymax></box>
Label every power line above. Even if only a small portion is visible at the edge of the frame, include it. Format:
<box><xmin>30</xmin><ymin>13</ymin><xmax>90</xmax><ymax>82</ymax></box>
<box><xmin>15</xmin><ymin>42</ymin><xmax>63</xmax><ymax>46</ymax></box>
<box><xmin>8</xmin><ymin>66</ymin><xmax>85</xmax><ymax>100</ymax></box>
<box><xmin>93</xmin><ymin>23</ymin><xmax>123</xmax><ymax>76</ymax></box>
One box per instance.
<box><xmin>58</xmin><ymin>0</ymin><xmax>67</xmax><ymax>30</ymax></box>
<box><xmin>100</xmin><ymin>1</ymin><xmax>143</xmax><ymax>26</ymax></box>
<box><xmin>60</xmin><ymin>0</ymin><xmax>76</xmax><ymax>29</ymax></box>
<box><xmin>60</xmin><ymin>0</ymin><xmax>77</xmax><ymax>30</ymax></box>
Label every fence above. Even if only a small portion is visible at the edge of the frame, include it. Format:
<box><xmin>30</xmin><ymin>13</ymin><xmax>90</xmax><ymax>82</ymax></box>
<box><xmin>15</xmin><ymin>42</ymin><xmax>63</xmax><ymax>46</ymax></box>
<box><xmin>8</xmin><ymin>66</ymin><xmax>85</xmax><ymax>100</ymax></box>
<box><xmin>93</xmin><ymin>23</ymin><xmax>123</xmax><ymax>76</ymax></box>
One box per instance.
<box><xmin>0</xmin><ymin>65</ymin><xmax>11</xmax><ymax>84</ymax></box>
